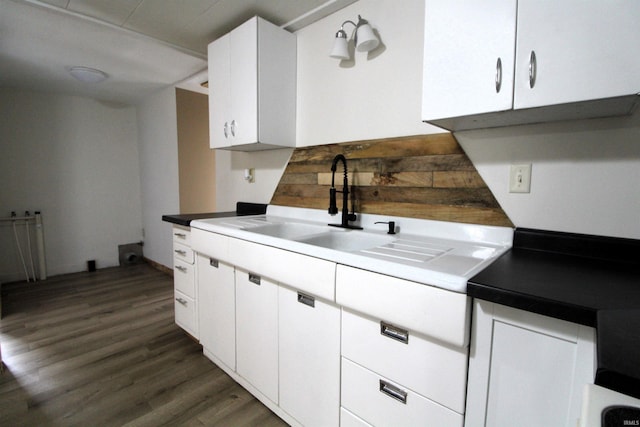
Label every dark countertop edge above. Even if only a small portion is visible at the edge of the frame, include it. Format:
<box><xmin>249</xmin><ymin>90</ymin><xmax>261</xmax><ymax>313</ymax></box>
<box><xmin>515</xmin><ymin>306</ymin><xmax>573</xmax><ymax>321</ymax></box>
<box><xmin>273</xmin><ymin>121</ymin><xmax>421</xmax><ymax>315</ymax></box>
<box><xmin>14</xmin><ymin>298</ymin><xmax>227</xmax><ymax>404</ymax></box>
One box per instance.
<box><xmin>162</xmin><ymin>212</ymin><xmax>237</xmax><ymax>226</ymax></box>
<box><xmin>162</xmin><ymin>202</ymin><xmax>268</xmax><ymax>226</ymax></box>
<box><xmin>467</xmin><ymin>280</ymin><xmax>596</xmax><ymax>327</ymax></box>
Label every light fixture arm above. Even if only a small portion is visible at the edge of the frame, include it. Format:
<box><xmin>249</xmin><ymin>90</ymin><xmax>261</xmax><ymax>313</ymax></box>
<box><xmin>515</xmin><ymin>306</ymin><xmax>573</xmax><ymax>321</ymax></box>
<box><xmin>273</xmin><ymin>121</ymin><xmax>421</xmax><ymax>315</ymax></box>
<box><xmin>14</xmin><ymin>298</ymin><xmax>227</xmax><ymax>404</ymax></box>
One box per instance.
<box><xmin>335</xmin><ymin>16</ymin><xmax>368</xmax><ymax>48</ymax></box>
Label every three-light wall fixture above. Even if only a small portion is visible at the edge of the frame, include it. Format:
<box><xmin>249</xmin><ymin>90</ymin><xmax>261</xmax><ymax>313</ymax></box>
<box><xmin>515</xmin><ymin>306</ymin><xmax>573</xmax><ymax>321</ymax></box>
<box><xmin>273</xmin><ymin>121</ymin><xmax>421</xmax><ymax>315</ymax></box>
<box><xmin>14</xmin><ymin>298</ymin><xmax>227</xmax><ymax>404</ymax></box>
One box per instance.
<box><xmin>329</xmin><ymin>15</ymin><xmax>379</xmax><ymax>60</ymax></box>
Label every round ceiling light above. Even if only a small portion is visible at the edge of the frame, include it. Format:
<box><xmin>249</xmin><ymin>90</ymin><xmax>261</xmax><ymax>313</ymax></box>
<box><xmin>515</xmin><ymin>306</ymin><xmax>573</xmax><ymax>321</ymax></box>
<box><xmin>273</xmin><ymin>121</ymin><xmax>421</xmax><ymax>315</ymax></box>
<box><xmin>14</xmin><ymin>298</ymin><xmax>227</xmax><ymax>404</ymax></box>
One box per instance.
<box><xmin>68</xmin><ymin>66</ymin><xmax>108</xmax><ymax>83</ymax></box>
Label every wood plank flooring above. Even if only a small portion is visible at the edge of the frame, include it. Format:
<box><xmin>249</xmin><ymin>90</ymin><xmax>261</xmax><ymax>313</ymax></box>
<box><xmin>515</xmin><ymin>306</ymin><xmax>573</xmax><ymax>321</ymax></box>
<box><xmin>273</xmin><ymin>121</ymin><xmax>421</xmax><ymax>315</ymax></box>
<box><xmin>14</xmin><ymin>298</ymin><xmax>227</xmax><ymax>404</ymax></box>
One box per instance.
<box><xmin>0</xmin><ymin>264</ymin><xmax>288</xmax><ymax>426</ymax></box>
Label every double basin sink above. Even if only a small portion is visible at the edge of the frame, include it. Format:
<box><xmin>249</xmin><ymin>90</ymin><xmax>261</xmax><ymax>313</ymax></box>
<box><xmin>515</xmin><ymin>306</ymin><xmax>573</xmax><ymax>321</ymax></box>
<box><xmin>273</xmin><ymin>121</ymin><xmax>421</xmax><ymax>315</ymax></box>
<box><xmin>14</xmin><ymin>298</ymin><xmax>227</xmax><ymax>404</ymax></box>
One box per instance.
<box><xmin>190</xmin><ymin>209</ymin><xmax>513</xmax><ymax>293</ymax></box>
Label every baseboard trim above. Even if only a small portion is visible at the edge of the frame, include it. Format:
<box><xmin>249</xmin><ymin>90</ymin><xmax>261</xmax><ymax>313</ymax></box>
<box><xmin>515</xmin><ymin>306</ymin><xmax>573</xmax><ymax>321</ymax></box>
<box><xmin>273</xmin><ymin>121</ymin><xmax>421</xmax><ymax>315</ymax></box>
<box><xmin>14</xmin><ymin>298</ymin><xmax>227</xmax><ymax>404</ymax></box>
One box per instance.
<box><xmin>144</xmin><ymin>257</ymin><xmax>173</xmax><ymax>277</ymax></box>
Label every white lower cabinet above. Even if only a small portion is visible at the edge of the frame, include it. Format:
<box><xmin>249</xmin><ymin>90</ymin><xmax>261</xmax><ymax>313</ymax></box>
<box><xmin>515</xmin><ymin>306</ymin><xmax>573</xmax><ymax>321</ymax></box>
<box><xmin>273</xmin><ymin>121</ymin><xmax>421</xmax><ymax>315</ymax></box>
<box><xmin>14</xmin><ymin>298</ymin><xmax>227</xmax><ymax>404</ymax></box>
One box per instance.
<box><xmin>465</xmin><ymin>300</ymin><xmax>596</xmax><ymax>427</ymax></box>
<box><xmin>174</xmin><ymin>290</ymin><xmax>197</xmax><ymax>336</ymax></box>
<box><xmin>235</xmin><ymin>267</ymin><xmax>279</xmax><ymax>404</ymax></box>
<box><xmin>172</xmin><ymin>225</ymin><xmax>198</xmax><ymax>338</ymax></box>
<box><xmin>190</xmin><ymin>230</ymin><xmax>477</xmax><ymax>426</ymax></box>
<box><xmin>341</xmin><ymin>308</ymin><xmax>468</xmax><ymax>414</ymax></box>
<box><xmin>340</xmin><ymin>408</ymin><xmax>372</xmax><ymax>427</ymax></box>
<box><xmin>341</xmin><ymin>358</ymin><xmax>463</xmax><ymax>427</ymax></box>
<box><xmin>197</xmin><ymin>253</ymin><xmax>236</xmax><ymax>370</ymax></box>
<box><xmin>279</xmin><ymin>285</ymin><xmax>341</xmax><ymax>427</ymax></box>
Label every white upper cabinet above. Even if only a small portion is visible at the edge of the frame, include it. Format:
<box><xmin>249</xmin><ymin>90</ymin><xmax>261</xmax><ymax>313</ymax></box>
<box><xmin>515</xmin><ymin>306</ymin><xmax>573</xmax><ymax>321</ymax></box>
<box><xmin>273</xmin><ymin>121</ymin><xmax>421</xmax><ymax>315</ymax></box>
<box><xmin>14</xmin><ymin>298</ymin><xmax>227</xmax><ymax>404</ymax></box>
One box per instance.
<box><xmin>422</xmin><ymin>0</ymin><xmax>517</xmax><ymax>120</ymax></box>
<box><xmin>208</xmin><ymin>16</ymin><xmax>296</xmax><ymax>151</ymax></box>
<box><xmin>514</xmin><ymin>0</ymin><xmax>640</xmax><ymax>109</ymax></box>
<box><xmin>422</xmin><ymin>0</ymin><xmax>640</xmax><ymax>131</ymax></box>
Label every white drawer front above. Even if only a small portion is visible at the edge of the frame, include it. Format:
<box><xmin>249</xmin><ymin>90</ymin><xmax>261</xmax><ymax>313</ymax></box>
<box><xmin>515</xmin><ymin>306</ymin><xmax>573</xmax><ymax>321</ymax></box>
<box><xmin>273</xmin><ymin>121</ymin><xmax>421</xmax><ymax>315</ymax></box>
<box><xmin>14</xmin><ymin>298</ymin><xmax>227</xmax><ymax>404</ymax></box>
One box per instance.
<box><xmin>336</xmin><ymin>265</ymin><xmax>470</xmax><ymax>348</ymax></box>
<box><xmin>173</xmin><ymin>242</ymin><xmax>194</xmax><ymax>264</ymax></box>
<box><xmin>174</xmin><ymin>290</ymin><xmax>198</xmax><ymax>338</ymax></box>
<box><xmin>229</xmin><ymin>238</ymin><xmax>336</xmax><ymax>301</ymax></box>
<box><xmin>340</xmin><ymin>407</ymin><xmax>372</xmax><ymax>427</ymax></box>
<box><xmin>342</xmin><ymin>308</ymin><xmax>468</xmax><ymax>414</ymax></box>
<box><xmin>173</xmin><ymin>258</ymin><xmax>195</xmax><ymax>297</ymax></box>
<box><xmin>172</xmin><ymin>225</ymin><xmax>191</xmax><ymax>245</ymax></box>
<box><xmin>341</xmin><ymin>358</ymin><xmax>463</xmax><ymax>427</ymax></box>
<box><xmin>191</xmin><ymin>228</ymin><xmax>230</xmax><ymax>262</ymax></box>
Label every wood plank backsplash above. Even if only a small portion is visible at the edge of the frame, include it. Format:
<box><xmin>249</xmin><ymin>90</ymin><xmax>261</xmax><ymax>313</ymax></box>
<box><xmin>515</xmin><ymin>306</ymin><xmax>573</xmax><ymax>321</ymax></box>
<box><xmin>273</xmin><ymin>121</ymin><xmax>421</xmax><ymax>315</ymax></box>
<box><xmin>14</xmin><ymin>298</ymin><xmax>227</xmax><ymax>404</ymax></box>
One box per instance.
<box><xmin>270</xmin><ymin>134</ymin><xmax>513</xmax><ymax>227</ymax></box>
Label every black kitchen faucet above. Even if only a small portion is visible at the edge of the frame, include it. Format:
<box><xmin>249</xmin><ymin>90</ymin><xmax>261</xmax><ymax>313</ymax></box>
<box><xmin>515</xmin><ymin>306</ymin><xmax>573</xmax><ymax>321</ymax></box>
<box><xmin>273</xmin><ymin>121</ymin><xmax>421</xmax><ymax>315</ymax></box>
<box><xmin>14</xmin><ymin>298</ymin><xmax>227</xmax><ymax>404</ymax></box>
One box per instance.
<box><xmin>328</xmin><ymin>154</ymin><xmax>362</xmax><ymax>230</ymax></box>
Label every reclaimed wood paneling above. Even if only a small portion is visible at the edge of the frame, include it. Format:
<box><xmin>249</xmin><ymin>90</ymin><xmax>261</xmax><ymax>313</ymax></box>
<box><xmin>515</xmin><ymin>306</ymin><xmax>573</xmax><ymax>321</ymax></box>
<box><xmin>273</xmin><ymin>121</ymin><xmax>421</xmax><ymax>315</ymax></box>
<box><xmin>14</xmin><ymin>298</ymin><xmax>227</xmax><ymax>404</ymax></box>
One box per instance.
<box><xmin>270</xmin><ymin>134</ymin><xmax>513</xmax><ymax>227</ymax></box>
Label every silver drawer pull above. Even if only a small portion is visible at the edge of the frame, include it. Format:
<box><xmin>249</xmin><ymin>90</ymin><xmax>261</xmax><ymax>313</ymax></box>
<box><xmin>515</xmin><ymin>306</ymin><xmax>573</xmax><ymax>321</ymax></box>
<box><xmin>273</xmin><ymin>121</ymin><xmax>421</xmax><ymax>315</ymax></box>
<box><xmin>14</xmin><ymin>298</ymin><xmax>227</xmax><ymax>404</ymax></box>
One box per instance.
<box><xmin>173</xmin><ymin>232</ymin><xmax>186</xmax><ymax>238</ymax></box>
<box><xmin>248</xmin><ymin>273</ymin><xmax>261</xmax><ymax>285</ymax></box>
<box><xmin>175</xmin><ymin>265</ymin><xmax>188</xmax><ymax>273</ymax></box>
<box><xmin>380</xmin><ymin>321</ymin><xmax>409</xmax><ymax>344</ymax></box>
<box><xmin>209</xmin><ymin>258</ymin><xmax>219</xmax><ymax>268</ymax></box>
<box><xmin>379</xmin><ymin>380</ymin><xmax>407</xmax><ymax>404</ymax></box>
<box><xmin>174</xmin><ymin>249</ymin><xmax>187</xmax><ymax>256</ymax></box>
<box><xmin>175</xmin><ymin>297</ymin><xmax>187</xmax><ymax>305</ymax></box>
<box><xmin>297</xmin><ymin>292</ymin><xmax>315</xmax><ymax>308</ymax></box>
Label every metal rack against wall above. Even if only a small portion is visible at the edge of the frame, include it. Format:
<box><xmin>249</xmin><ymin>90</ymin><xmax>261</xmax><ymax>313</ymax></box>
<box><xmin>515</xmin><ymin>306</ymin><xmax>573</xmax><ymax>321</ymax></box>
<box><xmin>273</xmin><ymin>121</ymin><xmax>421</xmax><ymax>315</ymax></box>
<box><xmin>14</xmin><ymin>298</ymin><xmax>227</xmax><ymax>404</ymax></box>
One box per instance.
<box><xmin>0</xmin><ymin>212</ymin><xmax>46</xmax><ymax>282</ymax></box>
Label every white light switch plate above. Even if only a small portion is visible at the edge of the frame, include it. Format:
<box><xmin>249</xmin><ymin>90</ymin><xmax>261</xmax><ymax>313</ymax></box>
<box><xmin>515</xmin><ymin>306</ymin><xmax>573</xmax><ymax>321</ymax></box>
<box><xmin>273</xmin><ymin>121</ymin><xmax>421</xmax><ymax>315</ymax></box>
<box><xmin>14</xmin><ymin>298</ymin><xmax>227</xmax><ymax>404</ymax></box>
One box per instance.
<box><xmin>509</xmin><ymin>164</ymin><xmax>532</xmax><ymax>193</ymax></box>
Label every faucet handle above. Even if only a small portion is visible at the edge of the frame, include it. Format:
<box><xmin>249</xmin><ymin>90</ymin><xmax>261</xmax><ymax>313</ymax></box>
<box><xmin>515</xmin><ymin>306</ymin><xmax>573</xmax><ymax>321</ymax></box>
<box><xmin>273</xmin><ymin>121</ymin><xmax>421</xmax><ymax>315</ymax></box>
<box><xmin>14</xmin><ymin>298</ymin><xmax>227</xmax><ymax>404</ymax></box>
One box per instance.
<box><xmin>375</xmin><ymin>221</ymin><xmax>396</xmax><ymax>234</ymax></box>
<box><xmin>328</xmin><ymin>188</ymin><xmax>338</xmax><ymax>215</ymax></box>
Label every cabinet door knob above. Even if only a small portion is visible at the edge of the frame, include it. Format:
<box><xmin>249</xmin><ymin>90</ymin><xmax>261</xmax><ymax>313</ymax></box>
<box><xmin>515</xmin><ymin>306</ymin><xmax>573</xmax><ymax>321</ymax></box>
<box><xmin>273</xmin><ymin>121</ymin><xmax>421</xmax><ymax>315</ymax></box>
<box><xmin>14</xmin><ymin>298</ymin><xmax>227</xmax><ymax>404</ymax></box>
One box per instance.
<box><xmin>209</xmin><ymin>258</ymin><xmax>219</xmax><ymax>268</ymax></box>
<box><xmin>230</xmin><ymin>120</ymin><xmax>236</xmax><ymax>137</ymax></box>
<box><xmin>175</xmin><ymin>297</ymin><xmax>187</xmax><ymax>305</ymax></box>
<box><xmin>173</xmin><ymin>232</ymin><xmax>186</xmax><ymax>238</ymax></box>
<box><xmin>224</xmin><ymin>122</ymin><xmax>229</xmax><ymax>138</ymax></box>
<box><xmin>529</xmin><ymin>50</ymin><xmax>537</xmax><ymax>89</ymax></box>
<box><xmin>175</xmin><ymin>265</ymin><xmax>188</xmax><ymax>273</ymax></box>
<box><xmin>174</xmin><ymin>249</ymin><xmax>187</xmax><ymax>256</ymax></box>
<box><xmin>495</xmin><ymin>57</ymin><xmax>502</xmax><ymax>93</ymax></box>
<box><xmin>379</xmin><ymin>380</ymin><xmax>407</xmax><ymax>404</ymax></box>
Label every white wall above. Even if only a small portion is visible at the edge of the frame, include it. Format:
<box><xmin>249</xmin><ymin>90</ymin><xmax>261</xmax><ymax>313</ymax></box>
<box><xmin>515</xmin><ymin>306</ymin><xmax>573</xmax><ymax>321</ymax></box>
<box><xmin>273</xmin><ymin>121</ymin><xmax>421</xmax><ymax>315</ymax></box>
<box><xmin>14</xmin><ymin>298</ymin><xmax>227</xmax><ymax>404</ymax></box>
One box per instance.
<box><xmin>296</xmin><ymin>0</ymin><xmax>440</xmax><ymax>146</ymax></box>
<box><xmin>136</xmin><ymin>87</ymin><xmax>180</xmax><ymax>269</ymax></box>
<box><xmin>0</xmin><ymin>88</ymin><xmax>142</xmax><ymax>282</ymax></box>
<box><xmin>456</xmin><ymin>114</ymin><xmax>640</xmax><ymax>239</ymax></box>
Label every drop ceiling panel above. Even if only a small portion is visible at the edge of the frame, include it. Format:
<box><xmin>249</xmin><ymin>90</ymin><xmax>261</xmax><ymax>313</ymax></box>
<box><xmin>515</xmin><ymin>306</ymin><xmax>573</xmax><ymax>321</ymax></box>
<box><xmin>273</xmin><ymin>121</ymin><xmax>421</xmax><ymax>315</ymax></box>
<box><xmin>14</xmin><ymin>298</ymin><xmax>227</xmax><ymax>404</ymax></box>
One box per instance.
<box><xmin>66</xmin><ymin>0</ymin><xmax>144</xmax><ymax>26</ymax></box>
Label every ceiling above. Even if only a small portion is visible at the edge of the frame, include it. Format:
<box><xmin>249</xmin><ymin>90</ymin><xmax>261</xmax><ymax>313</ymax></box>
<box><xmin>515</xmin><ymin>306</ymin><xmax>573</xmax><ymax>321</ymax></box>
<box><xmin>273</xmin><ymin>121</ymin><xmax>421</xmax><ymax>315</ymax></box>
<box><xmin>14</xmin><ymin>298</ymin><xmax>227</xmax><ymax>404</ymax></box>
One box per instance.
<box><xmin>0</xmin><ymin>0</ymin><xmax>356</xmax><ymax>104</ymax></box>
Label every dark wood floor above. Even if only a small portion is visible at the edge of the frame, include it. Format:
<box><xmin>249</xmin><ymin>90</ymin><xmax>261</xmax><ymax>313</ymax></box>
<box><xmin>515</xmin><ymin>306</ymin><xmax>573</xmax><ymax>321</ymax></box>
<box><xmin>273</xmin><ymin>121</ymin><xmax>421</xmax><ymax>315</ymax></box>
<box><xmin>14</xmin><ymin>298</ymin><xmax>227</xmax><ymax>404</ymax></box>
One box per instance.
<box><xmin>0</xmin><ymin>264</ymin><xmax>288</xmax><ymax>426</ymax></box>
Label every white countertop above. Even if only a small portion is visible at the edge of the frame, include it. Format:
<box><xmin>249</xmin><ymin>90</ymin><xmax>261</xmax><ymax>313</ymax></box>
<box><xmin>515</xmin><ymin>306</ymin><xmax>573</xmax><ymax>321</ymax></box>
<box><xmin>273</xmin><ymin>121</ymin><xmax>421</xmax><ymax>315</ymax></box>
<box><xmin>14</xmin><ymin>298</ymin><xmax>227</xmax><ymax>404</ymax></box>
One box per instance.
<box><xmin>191</xmin><ymin>206</ymin><xmax>513</xmax><ymax>293</ymax></box>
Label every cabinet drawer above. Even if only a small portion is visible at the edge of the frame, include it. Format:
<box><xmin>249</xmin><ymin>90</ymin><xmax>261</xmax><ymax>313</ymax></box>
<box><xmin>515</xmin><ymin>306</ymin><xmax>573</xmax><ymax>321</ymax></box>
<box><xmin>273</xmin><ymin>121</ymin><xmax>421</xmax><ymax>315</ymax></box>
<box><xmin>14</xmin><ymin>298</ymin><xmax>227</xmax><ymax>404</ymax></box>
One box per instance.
<box><xmin>174</xmin><ymin>290</ymin><xmax>198</xmax><ymax>338</ymax></box>
<box><xmin>342</xmin><ymin>308</ymin><xmax>468</xmax><ymax>414</ymax></box>
<box><xmin>172</xmin><ymin>225</ymin><xmax>191</xmax><ymax>246</ymax></box>
<box><xmin>341</xmin><ymin>358</ymin><xmax>463</xmax><ymax>427</ymax></box>
<box><xmin>173</xmin><ymin>258</ymin><xmax>195</xmax><ymax>297</ymax></box>
<box><xmin>229</xmin><ymin>237</ymin><xmax>336</xmax><ymax>301</ymax></box>
<box><xmin>191</xmin><ymin>228</ymin><xmax>230</xmax><ymax>262</ymax></box>
<box><xmin>340</xmin><ymin>407</ymin><xmax>372</xmax><ymax>427</ymax></box>
<box><xmin>336</xmin><ymin>265</ymin><xmax>470</xmax><ymax>348</ymax></box>
<box><xmin>173</xmin><ymin>242</ymin><xmax>194</xmax><ymax>264</ymax></box>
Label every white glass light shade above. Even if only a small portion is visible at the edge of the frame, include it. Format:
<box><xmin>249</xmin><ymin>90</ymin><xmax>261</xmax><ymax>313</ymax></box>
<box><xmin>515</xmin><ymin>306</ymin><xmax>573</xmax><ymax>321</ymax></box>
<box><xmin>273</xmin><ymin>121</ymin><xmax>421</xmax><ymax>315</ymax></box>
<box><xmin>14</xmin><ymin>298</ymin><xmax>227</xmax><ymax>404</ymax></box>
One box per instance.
<box><xmin>69</xmin><ymin>66</ymin><xmax>108</xmax><ymax>83</ymax></box>
<box><xmin>355</xmin><ymin>23</ymin><xmax>379</xmax><ymax>52</ymax></box>
<box><xmin>330</xmin><ymin>33</ymin><xmax>350</xmax><ymax>60</ymax></box>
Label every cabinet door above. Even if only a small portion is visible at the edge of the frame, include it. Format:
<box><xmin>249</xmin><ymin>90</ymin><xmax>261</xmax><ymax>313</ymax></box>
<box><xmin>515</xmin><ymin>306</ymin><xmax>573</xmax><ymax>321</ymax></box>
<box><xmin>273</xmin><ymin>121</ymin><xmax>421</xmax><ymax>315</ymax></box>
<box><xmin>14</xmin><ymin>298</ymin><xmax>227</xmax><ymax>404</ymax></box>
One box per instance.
<box><xmin>228</xmin><ymin>17</ymin><xmax>258</xmax><ymax>147</ymax></box>
<box><xmin>465</xmin><ymin>300</ymin><xmax>596</xmax><ymax>427</ymax></box>
<box><xmin>235</xmin><ymin>268</ymin><xmax>278</xmax><ymax>403</ymax></box>
<box><xmin>208</xmin><ymin>33</ymin><xmax>231</xmax><ymax>148</ymax></box>
<box><xmin>514</xmin><ymin>0</ymin><xmax>640</xmax><ymax>109</ymax></box>
<box><xmin>197</xmin><ymin>254</ymin><xmax>235</xmax><ymax>370</ymax></box>
<box><xmin>422</xmin><ymin>0</ymin><xmax>517</xmax><ymax>120</ymax></box>
<box><xmin>278</xmin><ymin>286</ymin><xmax>340</xmax><ymax>427</ymax></box>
